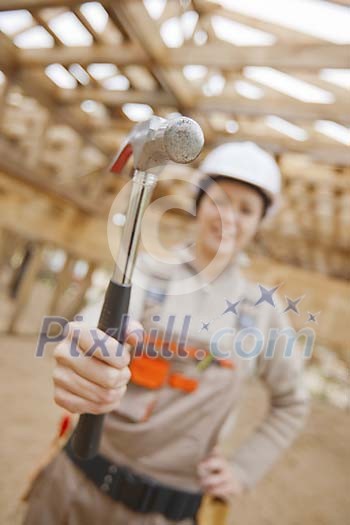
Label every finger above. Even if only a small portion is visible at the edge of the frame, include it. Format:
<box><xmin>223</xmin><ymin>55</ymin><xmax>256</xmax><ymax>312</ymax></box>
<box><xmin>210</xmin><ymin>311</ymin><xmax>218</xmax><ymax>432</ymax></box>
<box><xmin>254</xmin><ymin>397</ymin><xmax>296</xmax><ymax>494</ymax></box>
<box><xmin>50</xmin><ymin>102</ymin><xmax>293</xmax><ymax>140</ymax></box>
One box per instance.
<box><xmin>54</xmin><ymin>385</ymin><xmax>126</xmax><ymax>415</ymax></box>
<box><xmin>206</xmin><ymin>482</ymin><xmax>234</xmax><ymax>500</ymax></box>
<box><xmin>204</xmin><ymin>477</ymin><xmax>243</xmax><ymax>499</ymax></box>
<box><xmin>199</xmin><ymin>456</ymin><xmax>226</xmax><ymax>473</ymax></box>
<box><xmin>55</xmin><ymin>341</ymin><xmax>131</xmax><ymax>389</ymax></box>
<box><xmin>65</xmin><ymin>322</ymin><xmax>130</xmax><ymax>368</ymax></box>
<box><xmin>199</xmin><ymin>472</ymin><xmax>229</xmax><ymax>490</ymax></box>
<box><xmin>71</xmin><ymin>319</ymin><xmax>144</xmax><ymax>360</ymax></box>
<box><xmin>53</xmin><ymin>365</ymin><xmax>130</xmax><ymax>405</ymax></box>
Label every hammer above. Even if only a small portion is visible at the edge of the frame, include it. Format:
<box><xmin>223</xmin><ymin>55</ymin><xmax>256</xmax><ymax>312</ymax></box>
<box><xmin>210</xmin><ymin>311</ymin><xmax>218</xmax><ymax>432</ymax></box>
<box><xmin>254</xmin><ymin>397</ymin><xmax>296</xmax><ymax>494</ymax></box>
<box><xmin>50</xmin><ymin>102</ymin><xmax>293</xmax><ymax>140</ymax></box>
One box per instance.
<box><xmin>71</xmin><ymin>115</ymin><xmax>204</xmax><ymax>459</ymax></box>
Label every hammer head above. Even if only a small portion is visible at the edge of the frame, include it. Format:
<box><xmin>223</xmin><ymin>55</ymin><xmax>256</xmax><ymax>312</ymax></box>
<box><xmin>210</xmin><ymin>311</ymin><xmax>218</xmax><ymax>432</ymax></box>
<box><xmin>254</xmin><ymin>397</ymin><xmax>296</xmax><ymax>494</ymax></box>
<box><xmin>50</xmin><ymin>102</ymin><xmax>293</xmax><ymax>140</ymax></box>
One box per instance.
<box><xmin>110</xmin><ymin>116</ymin><xmax>204</xmax><ymax>174</ymax></box>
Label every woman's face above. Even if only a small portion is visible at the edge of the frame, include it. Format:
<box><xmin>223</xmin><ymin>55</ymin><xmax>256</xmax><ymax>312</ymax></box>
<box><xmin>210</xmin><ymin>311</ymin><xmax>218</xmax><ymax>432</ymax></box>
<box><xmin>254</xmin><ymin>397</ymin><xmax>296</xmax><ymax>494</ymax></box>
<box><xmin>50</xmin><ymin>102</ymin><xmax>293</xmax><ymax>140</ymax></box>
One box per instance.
<box><xmin>196</xmin><ymin>179</ymin><xmax>264</xmax><ymax>260</ymax></box>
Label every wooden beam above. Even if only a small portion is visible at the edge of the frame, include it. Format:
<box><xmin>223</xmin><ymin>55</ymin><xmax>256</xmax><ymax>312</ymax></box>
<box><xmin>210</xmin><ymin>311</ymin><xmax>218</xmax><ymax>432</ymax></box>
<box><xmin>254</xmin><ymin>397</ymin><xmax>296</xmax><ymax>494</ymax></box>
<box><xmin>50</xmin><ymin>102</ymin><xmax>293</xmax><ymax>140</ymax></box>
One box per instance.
<box><xmin>258</xmin><ymin>239</ymin><xmax>350</xmax><ymax>280</ymax></box>
<box><xmin>87</xmin><ymin>117</ymin><xmax>350</xmax><ymax>165</ymax></box>
<box><xmin>0</xmin><ymin>0</ymin><xmax>94</xmax><ymax>8</ymax></box>
<box><xmin>0</xmin><ymin>33</ymin><xmax>18</xmax><ymax>71</ymax></box>
<box><xmin>61</xmin><ymin>261</ymin><xmax>96</xmax><ymax>320</ymax></box>
<box><xmin>106</xmin><ymin>2</ymin><xmax>198</xmax><ymax>109</ymax></box>
<box><xmin>16</xmin><ymin>41</ymin><xmax>350</xmax><ymax>72</ymax></box>
<box><xmin>284</xmin><ymin>72</ymin><xmax>350</xmax><ymax>99</ymax></box>
<box><xmin>58</xmin><ymin>87</ymin><xmax>175</xmax><ymax>106</ymax></box>
<box><xmin>260</xmin><ymin>227</ymin><xmax>350</xmax><ymax>255</ymax></box>
<box><xmin>0</xmin><ymin>73</ymin><xmax>10</xmax><ymax>128</ymax></box>
<box><xmin>2</xmin><ymin>54</ymin><xmax>109</xmax><ymax>155</ymax></box>
<box><xmin>7</xmin><ymin>242</ymin><xmax>44</xmax><ymax>334</ymax></box>
<box><xmin>0</xmin><ymin>135</ymin><xmax>100</xmax><ymax>215</ymax></box>
<box><xmin>18</xmin><ymin>44</ymin><xmax>147</xmax><ymax>68</ymax></box>
<box><xmin>73</xmin><ymin>7</ymin><xmax>104</xmax><ymax>45</ymax></box>
<box><xmin>48</xmin><ymin>253</ymin><xmax>76</xmax><ymax>316</ymax></box>
<box><xmin>280</xmin><ymin>153</ymin><xmax>350</xmax><ymax>182</ymax></box>
<box><xmin>111</xmin><ymin>2</ymin><xmax>167</xmax><ymax>63</ymax></box>
<box><xmin>303</xmin><ymin>147</ymin><xmax>350</xmax><ymax>166</ymax></box>
<box><xmin>195</xmin><ymin>0</ymin><xmax>325</xmax><ymax>44</ymax></box>
<box><xmin>0</xmin><ymin>172</ymin><xmax>113</xmax><ymax>264</ymax></box>
<box><xmin>56</xmin><ymin>85</ymin><xmax>350</xmax><ymax>125</ymax></box>
<box><xmin>32</xmin><ymin>13</ymin><xmax>62</xmax><ymax>46</ymax></box>
<box><xmin>215</xmin><ymin>132</ymin><xmax>350</xmax><ymax>166</ymax></box>
<box><xmin>198</xmin><ymin>96</ymin><xmax>350</xmax><ymax>125</ymax></box>
<box><xmin>14</xmin><ymin>68</ymin><xmax>111</xmax><ymax>155</ymax></box>
<box><xmin>169</xmin><ymin>43</ymin><xmax>350</xmax><ymax>70</ymax></box>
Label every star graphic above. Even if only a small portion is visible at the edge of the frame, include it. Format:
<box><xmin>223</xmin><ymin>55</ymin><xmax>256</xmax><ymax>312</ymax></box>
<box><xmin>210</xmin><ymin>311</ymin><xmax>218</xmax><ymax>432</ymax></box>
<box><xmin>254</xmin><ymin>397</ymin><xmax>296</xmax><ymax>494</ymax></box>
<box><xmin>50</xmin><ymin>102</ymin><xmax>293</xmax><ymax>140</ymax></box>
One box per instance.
<box><xmin>222</xmin><ymin>299</ymin><xmax>240</xmax><ymax>316</ymax></box>
<box><xmin>307</xmin><ymin>312</ymin><xmax>320</xmax><ymax>323</ymax></box>
<box><xmin>255</xmin><ymin>284</ymin><xmax>280</xmax><ymax>308</ymax></box>
<box><xmin>199</xmin><ymin>321</ymin><xmax>210</xmax><ymax>332</ymax></box>
<box><xmin>283</xmin><ymin>295</ymin><xmax>304</xmax><ymax>315</ymax></box>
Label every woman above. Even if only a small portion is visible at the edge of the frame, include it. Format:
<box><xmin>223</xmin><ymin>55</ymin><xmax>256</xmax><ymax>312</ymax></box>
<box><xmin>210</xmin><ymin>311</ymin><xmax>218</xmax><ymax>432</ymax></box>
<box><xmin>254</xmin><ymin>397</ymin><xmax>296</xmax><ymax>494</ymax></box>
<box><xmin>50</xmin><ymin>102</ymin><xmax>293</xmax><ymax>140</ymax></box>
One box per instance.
<box><xmin>23</xmin><ymin>142</ymin><xmax>309</xmax><ymax>525</ymax></box>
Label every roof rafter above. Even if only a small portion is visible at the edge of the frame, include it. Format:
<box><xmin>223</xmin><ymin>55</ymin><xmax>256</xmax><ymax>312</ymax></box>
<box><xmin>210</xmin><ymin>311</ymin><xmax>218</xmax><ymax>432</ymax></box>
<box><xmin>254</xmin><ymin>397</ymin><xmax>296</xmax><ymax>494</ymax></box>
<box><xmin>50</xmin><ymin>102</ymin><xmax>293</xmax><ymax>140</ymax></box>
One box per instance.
<box><xmin>198</xmin><ymin>96</ymin><xmax>350</xmax><ymax>124</ymax></box>
<box><xmin>59</xmin><ymin>86</ymin><xmax>176</xmax><ymax>106</ymax></box>
<box><xmin>18</xmin><ymin>43</ymin><xmax>147</xmax><ymax>67</ymax></box>
<box><xmin>0</xmin><ymin>33</ymin><xmax>18</xmax><ymax>70</ymax></box>
<box><xmin>59</xmin><ymin>86</ymin><xmax>350</xmax><ymax>124</ymax></box>
<box><xmin>215</xmin><ymin>132</ymin><xmax>350</xmax><ymax>166</ymax></box>
<box><xmin>0</xmin><ymin>0</ymin><xmax>95</xmax><ymax>9</ymax></box>
<box><xmin>108</xmin><ymin>0</ymin><xmax>216</xmax><ymax>141</ymax></box>
<box><xmin>0</xmin><ymin>135</ymin><xmax>99</xmax><ymax>215</ymax></box>
<box><xmin>15</xmin><ymin>67</ymin><xmax>111</xmax><ymax>154</ymax></box>
<box><xmin>16</xmin><ymin>42</ymin><xmax>350</xmax><ymax>71</ymax></box>
<box><xmin>195</xmin><ymin>0</ymin><xmax>325</xmax><ymax>44</ymax></box>
<box><xmin>169</xmin><ymin>43</ymin><xmax>350</xmax><ymax>70</ymax></box>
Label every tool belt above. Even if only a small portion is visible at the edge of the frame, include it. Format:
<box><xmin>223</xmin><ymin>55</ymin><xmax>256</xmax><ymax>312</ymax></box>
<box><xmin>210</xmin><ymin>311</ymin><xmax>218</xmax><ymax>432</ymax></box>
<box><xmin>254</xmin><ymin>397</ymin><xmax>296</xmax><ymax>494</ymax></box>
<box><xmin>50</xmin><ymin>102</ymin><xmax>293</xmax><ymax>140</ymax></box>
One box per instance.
<box><xmin>65</xmin><ymin>439</ymin><xmax>202</xmax><ymax>522</ymax></box>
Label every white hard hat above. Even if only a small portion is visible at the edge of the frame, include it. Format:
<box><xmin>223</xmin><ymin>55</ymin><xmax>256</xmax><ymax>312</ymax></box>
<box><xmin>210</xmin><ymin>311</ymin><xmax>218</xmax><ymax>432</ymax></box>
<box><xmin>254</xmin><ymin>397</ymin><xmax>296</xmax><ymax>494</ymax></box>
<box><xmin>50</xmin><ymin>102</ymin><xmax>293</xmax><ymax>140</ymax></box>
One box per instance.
<box><xmin>199</xmin><ymin>142</ymin><xmax>281</xmax><ymax>215</ymax></box>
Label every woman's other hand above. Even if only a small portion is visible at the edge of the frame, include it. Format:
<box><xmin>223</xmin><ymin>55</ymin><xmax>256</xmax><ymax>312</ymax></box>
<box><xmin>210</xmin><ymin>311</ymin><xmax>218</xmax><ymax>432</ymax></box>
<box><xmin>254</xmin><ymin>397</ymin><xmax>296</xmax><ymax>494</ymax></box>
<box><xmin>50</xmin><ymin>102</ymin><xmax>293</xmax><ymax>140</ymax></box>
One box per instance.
<box><xmin>197</xmin><ymin>447</ymin><xmax>243</xmax><ymax>501</ymax></box>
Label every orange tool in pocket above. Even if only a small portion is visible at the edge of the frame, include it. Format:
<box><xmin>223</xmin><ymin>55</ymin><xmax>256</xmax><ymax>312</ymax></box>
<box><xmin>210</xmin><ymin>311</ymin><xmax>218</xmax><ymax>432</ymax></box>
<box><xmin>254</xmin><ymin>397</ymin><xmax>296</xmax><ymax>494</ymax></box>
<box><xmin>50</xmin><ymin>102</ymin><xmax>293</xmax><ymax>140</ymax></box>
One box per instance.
<box><xmin>168</xmin><ymin>373</ymin><xmax>198</xmax><ymax>393</ymax></box>
<box><xmin>130</xmin><ymin>354</ymin><xmax>170</xmax><ymax>389</ymax></box>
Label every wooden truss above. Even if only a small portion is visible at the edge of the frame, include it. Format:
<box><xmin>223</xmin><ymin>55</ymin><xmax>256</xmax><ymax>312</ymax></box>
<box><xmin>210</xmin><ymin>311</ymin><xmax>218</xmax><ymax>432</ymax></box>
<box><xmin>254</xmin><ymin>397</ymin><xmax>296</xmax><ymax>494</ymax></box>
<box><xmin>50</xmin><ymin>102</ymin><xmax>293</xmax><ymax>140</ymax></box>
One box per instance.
<box><xmin>0</xmin><ymin>0</ymin><xmax>349</xmax><ymax>282</ymax></box>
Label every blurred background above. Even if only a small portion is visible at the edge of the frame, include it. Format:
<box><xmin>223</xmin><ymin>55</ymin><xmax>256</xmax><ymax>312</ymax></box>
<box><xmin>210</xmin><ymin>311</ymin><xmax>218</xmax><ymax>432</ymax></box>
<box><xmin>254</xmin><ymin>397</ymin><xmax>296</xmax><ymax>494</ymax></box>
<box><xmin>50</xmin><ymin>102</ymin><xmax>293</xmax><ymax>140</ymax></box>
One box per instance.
<box><xmin>0</xmin><ymin>0</ymin><xmax>349</xmax><ymax>524</ymax></box>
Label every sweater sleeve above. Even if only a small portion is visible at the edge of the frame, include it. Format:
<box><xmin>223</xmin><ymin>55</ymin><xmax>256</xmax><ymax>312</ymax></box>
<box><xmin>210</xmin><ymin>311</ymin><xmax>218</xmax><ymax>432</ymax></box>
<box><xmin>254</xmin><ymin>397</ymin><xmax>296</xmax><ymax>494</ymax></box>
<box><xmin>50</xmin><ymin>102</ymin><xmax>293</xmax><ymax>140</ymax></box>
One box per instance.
<box><xmin>231</xmin><ymin>304</ymin><xmax>310</xmax><ymax>489</ymax></box>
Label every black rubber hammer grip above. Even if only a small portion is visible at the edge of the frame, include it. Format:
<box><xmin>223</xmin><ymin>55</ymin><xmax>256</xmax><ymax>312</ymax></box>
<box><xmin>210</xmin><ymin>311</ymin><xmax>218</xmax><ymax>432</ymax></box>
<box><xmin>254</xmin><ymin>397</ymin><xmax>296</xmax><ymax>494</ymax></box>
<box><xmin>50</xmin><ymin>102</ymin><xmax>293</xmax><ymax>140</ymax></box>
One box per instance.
<box><xmin>71</xmin><ymin>280</ymin><xmax>131</xmax><ymax>459</ymax></box>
